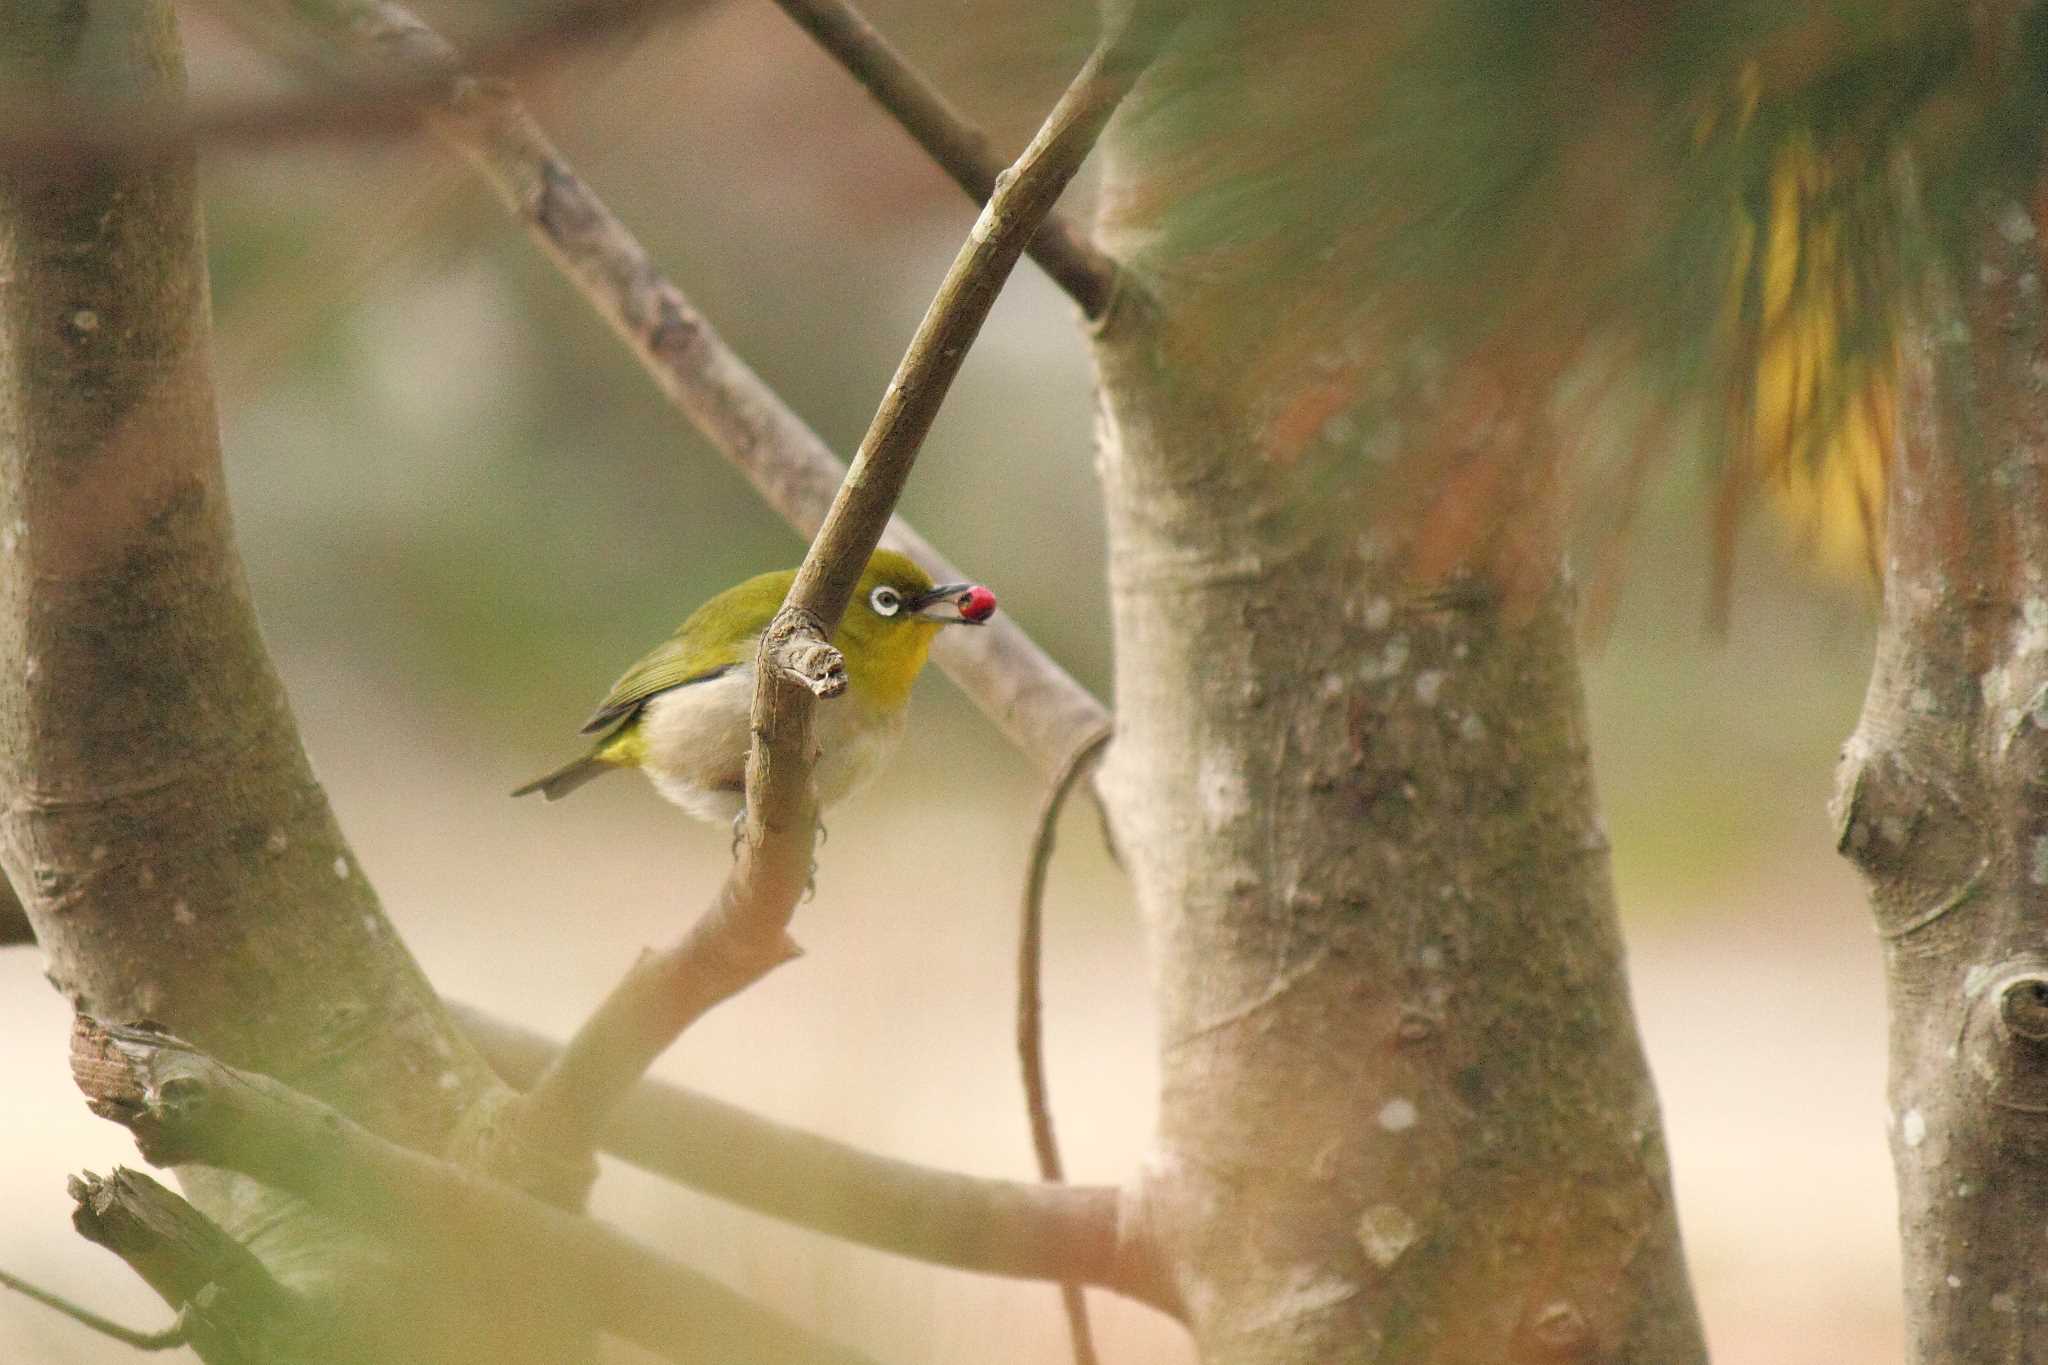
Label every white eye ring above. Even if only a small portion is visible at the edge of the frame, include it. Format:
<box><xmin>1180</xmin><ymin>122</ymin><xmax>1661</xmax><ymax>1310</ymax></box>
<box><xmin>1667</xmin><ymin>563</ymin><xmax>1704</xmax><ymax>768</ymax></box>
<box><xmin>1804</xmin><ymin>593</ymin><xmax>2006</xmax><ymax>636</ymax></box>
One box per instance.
<box><xmin>870</xmin><ymin>586</ymin><xmax>903</xmax><ymax>617</ymax></box>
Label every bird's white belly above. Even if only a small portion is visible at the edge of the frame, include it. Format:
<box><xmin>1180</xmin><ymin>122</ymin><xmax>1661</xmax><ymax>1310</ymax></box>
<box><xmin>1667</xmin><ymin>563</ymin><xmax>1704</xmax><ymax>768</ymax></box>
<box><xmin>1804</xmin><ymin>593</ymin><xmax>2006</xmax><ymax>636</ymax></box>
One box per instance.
<box><xmin>636</xmin><ymin>666</ymin><xmax>905</xmax><ymax>823</ymax></box>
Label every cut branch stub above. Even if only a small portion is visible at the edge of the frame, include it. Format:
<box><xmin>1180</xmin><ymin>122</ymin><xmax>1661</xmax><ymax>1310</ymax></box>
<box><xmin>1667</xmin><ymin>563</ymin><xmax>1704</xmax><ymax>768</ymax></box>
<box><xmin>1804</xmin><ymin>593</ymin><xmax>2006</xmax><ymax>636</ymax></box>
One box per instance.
<box><xmin>68</xmin><ymin>1166</ymin><xmax>316</xmax><ymax>1365</ymax></box>
<box><xmin>764</xmin><ymin>609</ymin><xmax>847</xmax><ymax>699</ymax></box>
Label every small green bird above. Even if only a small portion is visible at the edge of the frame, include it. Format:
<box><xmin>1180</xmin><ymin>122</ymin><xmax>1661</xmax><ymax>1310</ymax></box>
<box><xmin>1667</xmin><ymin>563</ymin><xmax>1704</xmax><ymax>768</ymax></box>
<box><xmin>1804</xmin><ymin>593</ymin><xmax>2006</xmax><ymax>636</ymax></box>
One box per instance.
<box><xmin>513</xmin><ymin>550</ymin><xmax>997</xmax><ymax>820</ymax></box>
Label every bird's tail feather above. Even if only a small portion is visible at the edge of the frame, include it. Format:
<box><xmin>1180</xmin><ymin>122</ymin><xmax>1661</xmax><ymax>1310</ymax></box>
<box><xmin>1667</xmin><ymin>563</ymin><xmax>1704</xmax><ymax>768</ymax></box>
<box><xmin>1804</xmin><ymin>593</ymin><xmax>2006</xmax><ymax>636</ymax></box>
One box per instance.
<box><xmin>510</xmin><ymin>753</ymin><xmax>615</xmax><ymax>801</ymax></box>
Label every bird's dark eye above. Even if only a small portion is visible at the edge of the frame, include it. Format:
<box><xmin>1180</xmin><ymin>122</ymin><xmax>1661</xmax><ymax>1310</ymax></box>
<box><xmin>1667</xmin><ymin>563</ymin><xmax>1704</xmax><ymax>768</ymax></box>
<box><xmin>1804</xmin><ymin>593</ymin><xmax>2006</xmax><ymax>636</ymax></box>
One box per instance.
<box><xmin>870</xmin><ymin>586</ymin><xmax>902</xmax><ymax>617</ymax></box>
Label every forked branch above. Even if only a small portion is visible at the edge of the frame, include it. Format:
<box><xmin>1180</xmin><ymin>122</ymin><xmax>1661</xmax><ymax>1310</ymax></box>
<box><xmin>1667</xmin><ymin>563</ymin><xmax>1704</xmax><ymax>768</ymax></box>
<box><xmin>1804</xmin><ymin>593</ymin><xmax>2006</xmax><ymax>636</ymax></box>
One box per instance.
<box><xmin>767</xmin><ymin>0</ymin><xmax>1117</xmax><ymax>315</ymax></box>
<box><xmin>505</xmin><ymin>0</ymin><xmax>1182</xmax><ymax>1158</ymax></box>
<box><xmin>261</xmin><ymin>0</ymin><xmax>1113</xmax><ymax>784</ymax></box>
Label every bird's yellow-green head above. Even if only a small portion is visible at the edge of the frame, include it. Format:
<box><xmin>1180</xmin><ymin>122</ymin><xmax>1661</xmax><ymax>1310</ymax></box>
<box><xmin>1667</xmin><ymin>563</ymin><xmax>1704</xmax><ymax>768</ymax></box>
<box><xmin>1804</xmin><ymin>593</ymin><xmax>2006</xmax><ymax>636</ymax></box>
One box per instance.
<box><xmin>642</xmin><ymin>549</ymin><xmax>996</xmax><ymax>711</ymax></box>
<box><xmin>836</xmin><ymin>550</ymin><xmax>998</xmax><ymax>709</ymax></box>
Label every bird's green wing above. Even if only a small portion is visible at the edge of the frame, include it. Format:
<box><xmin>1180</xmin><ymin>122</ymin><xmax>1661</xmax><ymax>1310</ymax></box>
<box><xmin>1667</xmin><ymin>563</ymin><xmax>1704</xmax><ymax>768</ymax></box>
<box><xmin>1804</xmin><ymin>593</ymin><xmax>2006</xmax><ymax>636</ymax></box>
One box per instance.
<box><xmin>577</xmin><ymin>570</ymin><xmax>792</xmax><ymax>733</ymax></box>
<box><xmin>579</xmin><ymin>650</ymin><xmax>745</xmax><ymax>733</ymax></box>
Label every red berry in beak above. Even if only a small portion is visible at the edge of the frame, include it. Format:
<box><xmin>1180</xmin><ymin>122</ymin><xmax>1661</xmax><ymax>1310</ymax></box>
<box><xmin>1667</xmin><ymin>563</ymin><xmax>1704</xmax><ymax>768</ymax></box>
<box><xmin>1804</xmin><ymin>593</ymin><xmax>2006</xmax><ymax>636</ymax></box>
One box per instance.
<box><xmin>959</xmin><ymin>585</ymin><xmax>997</xmax><ymax>622</ymax></box>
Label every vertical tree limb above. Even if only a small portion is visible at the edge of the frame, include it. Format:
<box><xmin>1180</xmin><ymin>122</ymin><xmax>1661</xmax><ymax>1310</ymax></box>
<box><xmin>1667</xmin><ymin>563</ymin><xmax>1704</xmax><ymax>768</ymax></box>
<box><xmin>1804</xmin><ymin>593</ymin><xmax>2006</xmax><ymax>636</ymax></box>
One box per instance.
<box><xmin>0</xmin><ymin>8</ymin><xmax>584</xmax><ymax>1360</ymax></box>
<box><xmin>1833</xmin><ymin>171</ymin><xmax>2048</xmax><ymax>1361</ymax></box>
<box><xmin>1088</xmin><ymin>3</ymin><xmax>1706</xmax><ymax>1357</ymax></box>
<box><xmin>0</xmin><ymin>0</ymin><xmax>495</xmax><ymax>1159</ymax></box>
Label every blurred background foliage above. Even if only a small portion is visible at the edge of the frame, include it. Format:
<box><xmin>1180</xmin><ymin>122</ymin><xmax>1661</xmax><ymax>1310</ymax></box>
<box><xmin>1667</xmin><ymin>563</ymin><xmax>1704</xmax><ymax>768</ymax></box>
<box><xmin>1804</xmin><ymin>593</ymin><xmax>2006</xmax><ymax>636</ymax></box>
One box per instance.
<box><xmin>2</xmin><ymin>0</ymin><xmax>1921</xmax><ymax>1360</ymax></box>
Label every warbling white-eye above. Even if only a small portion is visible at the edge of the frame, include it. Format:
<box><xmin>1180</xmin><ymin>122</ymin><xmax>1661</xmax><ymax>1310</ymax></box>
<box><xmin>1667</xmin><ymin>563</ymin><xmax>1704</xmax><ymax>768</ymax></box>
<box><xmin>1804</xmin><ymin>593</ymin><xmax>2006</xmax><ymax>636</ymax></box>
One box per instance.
<box><xmin>513</xmin><ymin>550</ymin><xmax>998</xmax><ymax>820</ymax></box>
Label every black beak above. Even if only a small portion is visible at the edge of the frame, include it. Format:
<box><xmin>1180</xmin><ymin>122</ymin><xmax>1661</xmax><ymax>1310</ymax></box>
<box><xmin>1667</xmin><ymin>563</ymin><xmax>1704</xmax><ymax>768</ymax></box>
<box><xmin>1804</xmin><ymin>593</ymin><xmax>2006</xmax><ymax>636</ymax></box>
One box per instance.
<box><xmin>906</xmin><ymin>583</ymin><xmax>998</xmax><ymax>625</ymax></box>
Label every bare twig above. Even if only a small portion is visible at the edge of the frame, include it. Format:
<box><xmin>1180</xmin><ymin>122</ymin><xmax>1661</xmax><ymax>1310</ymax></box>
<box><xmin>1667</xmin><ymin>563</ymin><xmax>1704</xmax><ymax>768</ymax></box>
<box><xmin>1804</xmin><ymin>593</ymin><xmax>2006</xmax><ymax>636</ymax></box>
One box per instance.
<box><xmin>450</xmin><ymin>1002</ymin><xmax>1180</xmax><ymax>1314</ymax></box>
<box><xmin>0</xmin><ymin>1265</ymin><xmax>189</xmax><ymax>1352</ymax></box>
<box><xmin>767</xmin><ymin>0</ymin><xmax>1117</xmax><ymax>316</ymax></box>
<box><xmin>71</xmin><ymin>1018</ymin><xmax>883</xmax><ymax>1365</ymax></box>
<box><xmin>296</xmin><ymin>0</ymin><xmax>1111</xmax><ymax>783</ymax></box>
<box><xmin>505</xmin><ymin>3</ymin><xmax>1175</xmax><ymax>1159</ymax></box>
<box><xmin>1015</xmin><ymin>724</ymin><xmax>1114</xmax><ymax>1365</ymax></box>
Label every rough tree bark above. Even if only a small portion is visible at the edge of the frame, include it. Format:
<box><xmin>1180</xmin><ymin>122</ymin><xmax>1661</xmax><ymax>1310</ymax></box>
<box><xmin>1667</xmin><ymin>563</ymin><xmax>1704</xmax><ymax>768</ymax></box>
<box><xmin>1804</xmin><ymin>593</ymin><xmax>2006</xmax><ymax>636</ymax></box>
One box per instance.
<box><xmin>1088</xmin><ymin>7</ymin><xmax>1707</xmax><ymax>1360</ymax></box>
<box><xmin>1834</xmin><ymin>177</ymin><xmax>2048</xmax><ymax>1358</ymax></box>
<box><xmin>0</xmin><ymin>5</ymin><xmax>575</xmax><ymax>1360</ymax></box>
<box><xmin>2</xmin><ymin>2</ymin><xmax>1731</xmax><ymax>1361</ymax></box>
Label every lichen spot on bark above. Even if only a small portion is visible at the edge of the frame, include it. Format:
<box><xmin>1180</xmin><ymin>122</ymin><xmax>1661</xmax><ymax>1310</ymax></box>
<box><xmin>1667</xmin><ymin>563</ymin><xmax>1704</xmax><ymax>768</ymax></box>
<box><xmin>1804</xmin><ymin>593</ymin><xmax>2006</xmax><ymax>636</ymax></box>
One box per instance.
<box><xmin>1377</xmin><ymin>1097</ymin><xmax>1419</xmax><ymax>1131</ymax></box>
<box><xmin>1357</xmin><ymin>1203</ymin><xmax>1418</xmax><ymax>1268</ymax></box>
<box><xmin>1197</xmin><ymin>749</ymin><xmax>1250</xmax><ymax>828</ymax></box>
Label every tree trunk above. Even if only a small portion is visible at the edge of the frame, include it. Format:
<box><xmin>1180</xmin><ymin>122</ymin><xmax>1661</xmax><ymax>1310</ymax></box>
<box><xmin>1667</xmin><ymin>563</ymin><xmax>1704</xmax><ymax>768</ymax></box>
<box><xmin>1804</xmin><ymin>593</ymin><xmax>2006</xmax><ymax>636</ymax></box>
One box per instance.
<box><xmin>1087</xmin><ymin>8</ymin><xmax>1706</xmax><ymax>1360</ymax></box>
<box><xmin>0</xmin><ymin>6</ymin><xmax>566</xmax><ymax>1359</ymax></box>
<box><xmin>1834</xmin><ymin>174</ymin><xmax>2048</xmax><ymax>1361</ymax></box>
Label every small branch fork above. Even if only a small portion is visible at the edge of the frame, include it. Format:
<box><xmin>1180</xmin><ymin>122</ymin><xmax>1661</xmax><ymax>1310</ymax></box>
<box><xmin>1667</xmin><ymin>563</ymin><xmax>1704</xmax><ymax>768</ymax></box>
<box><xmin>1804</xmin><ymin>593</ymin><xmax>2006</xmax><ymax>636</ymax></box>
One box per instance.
<box><xmin>767</xmin><ymin>0</ymin><xmax>1117</xmax><ymax>316</ymax></box>
<box><xmin>505</xmin><ymin>0</ymin><xmax>1183</xmax><ymax>1164</ymax></box>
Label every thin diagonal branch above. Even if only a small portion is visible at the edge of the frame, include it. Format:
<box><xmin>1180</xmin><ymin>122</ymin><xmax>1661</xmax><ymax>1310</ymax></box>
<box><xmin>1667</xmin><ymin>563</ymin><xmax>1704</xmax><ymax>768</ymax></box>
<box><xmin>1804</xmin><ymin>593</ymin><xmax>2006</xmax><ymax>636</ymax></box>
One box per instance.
<box><xmin>505</xmin><ymin>3</ymin><xmax>1179</xmax><ymax>1159</ymax></box>
<box><xmin>279</xmin><ymin>0</ymin><xmax>1111</xmax><ymax>785</ymax></box>
<box><xmin>0</xmin><ymin>0</ymin><xmax>701</xmax><ymax>160</ymax></box>
<box><xmin>451</xmin><ymin>1003</ymin><xmax>1180</xmax><ymax>1314</ymax></box>
<box><xmin>768</xmin><ymin>0</ymin><xmax>1117</xmax><ymax>316</ymax></box>
<box><xmin>71</xmin><ymin>1018</ymin><xmax>882</xmax><ymax>1365</ymax></box>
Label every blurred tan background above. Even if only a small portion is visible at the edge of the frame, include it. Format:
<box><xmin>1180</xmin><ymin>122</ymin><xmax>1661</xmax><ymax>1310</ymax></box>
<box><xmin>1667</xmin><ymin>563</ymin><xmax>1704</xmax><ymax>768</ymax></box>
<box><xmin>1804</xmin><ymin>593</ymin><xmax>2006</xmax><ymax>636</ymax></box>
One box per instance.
<box><xmin>2</xmin><ymin>2</ymin><xmax>1895</xmax><ymax>1360</ymax></box>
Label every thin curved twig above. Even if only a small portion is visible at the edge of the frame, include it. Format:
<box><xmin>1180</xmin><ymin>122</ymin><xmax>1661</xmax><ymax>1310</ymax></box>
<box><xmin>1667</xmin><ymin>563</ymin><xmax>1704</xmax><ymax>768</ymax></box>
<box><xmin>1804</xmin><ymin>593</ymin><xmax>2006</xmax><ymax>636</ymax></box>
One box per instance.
<box><xmin>1017</xmin><ymin>724</ymin><xmax>1114</xmax><ymax>1365</ymax></box>
<box><xmin>0</xmin><ymin>0</ymin><xmax>701</xmax><ymax>160</ymax></box>
<box><xmin>0</xmin><ymin>1267</ymin><xmax>188</xmax><ymax>1352</ymax></box>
